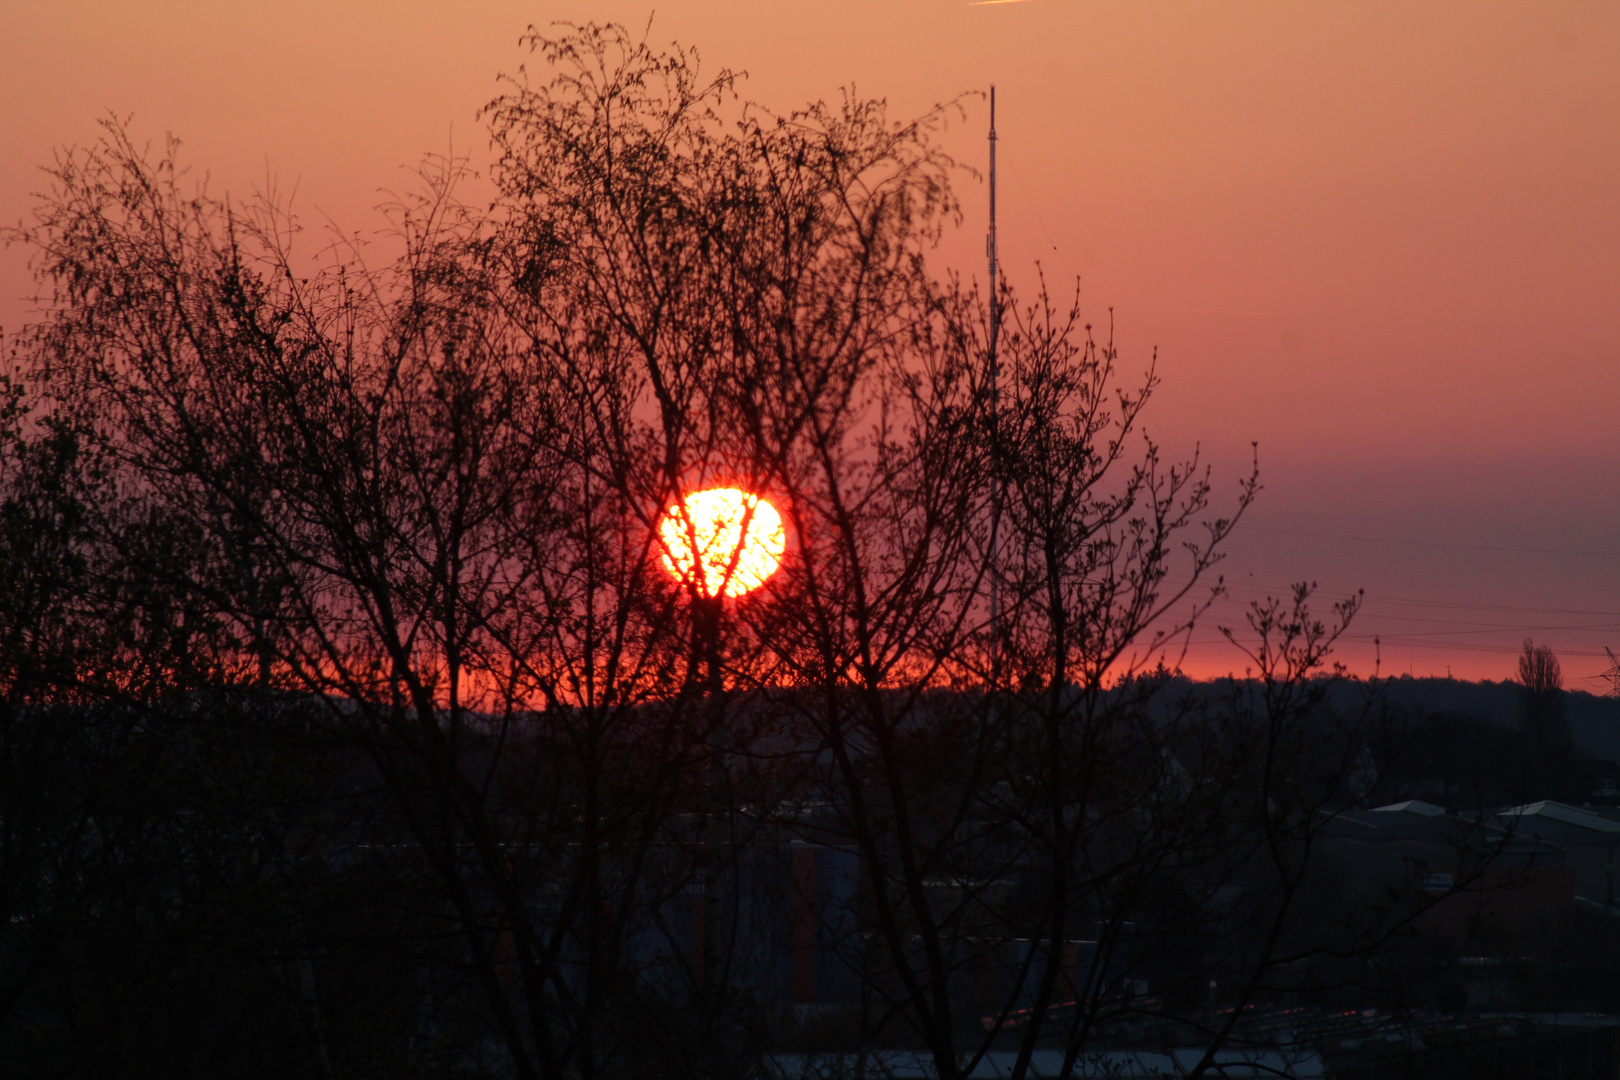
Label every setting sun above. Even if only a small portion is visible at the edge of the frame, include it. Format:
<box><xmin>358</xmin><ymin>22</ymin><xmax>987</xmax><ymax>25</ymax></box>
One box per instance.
<box><xmin>658</xmin><ymin>488</ymin><xmax>785</xmax><ymax>598</ymax></box>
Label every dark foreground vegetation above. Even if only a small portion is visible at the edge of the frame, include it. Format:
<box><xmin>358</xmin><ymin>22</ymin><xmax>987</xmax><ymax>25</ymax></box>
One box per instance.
<box><xmin>2</xmin><ymin>21</ymin><xmax>1615</xmax><ymax>1080</ymax></box>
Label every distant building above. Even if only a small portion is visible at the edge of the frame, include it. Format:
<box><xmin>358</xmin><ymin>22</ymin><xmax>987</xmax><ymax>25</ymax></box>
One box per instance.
<box><xmin>1315</xmin><ymin>800</ymin><xmax>1574</xmax><ymax>945</ymax></box>
<box><xmin>1497</xmin><ymin>800</ymin><xmax>1620</xmax><ymax>905</ymax></box>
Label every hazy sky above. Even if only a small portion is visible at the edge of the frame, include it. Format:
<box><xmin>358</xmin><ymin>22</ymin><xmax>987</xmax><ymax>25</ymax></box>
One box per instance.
<box><xmin>4</xmin><ymin>1</ymin><xmax>1618</xmax><ymax>684</ymax></box>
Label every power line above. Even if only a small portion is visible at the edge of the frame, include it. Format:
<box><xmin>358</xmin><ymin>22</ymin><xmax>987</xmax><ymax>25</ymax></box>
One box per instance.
<box><xmin>1160</xmin><ymin>575</ymin><xmax>1620</xmax><ymax>661</ymax></box>
<box><xmin>1173</xmin><ymin>635</ymin><xmax>1617</xmax><ymax>660</ymax></box>
<box><xmin>1236</xmin><ymin>523</ymin><xmax>1620</xmax><ymax>559</ymax></box>
<box><xmin>1307</xmin><ymin>609</ymin><xmax>1620</xmax><ymax>633</ymax></box>
<box><xmin>1197</xmin><ymin>574</ymin><xmax>1620</xmax><ymax>620</ymax></box>
<box><xmin>1354</xmin><ymin>621</ymin><xmax>1620</xmax><ymax>639</ymax></box>
<box><xmin>1229</xmin><ymin>589</ymin><xmax>1620</xmax><ymax>623</ymax></box>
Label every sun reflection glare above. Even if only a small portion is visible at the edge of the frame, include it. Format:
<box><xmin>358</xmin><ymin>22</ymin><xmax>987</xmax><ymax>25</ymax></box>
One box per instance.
<box><xmin>658</xmin><ymin>488</ymin><xmax>785</xmax><ymax>598</ymax></box>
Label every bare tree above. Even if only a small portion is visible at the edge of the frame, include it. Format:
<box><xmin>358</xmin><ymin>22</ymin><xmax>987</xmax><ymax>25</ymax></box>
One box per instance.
<box><xmin>1517</xmin><ymin>638</ymin><xmax>1568</xmax><ymax>747</ymax></box>
<box><xmin>9</xmin><ymin>20</ymin><xmax>985</xmax><ymax>1078</ymax></box>
<box><xmin>724</xmin><ymin>259</ymin><xmax>1392</xmax><ymax>1080</ymax></box>
<box><xmin>12</xmin><ymin>111</ymin><xmax>706</xmax><ymax>1079</ymax></box>
<box><xmin>8</xmin><ymin>20</ymin><xmax>1524</xmax><ymax>1080</ymax></box>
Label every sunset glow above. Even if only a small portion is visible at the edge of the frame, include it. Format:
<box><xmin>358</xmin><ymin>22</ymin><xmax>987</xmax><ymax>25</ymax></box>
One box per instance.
<box><xmin>658</xmin><ymin>488</ymin><xmax>785</xmax><ymax>598</ymax></box>
<box><xmin>2</xmin><ymin>4</ymin><xmax>1617</xmax><ymax>682</ymax></box>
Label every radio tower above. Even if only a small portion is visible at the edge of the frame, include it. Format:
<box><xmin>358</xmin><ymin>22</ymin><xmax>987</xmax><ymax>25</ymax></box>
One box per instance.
<box><xmin>987</xmin><ymin>86</ymin><xmax>1001</xmax><ymax>658</ymax></box>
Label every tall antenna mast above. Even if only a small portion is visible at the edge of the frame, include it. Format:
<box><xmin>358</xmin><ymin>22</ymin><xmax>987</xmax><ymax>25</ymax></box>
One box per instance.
<box><xmin>987</xmin><ymin>85</ymin><xmax>1001</xmax><ymax>659</ymax></box>
<box><xmin>988</xmin><ymin>85</ymin><xmax>999</xmax><ymax>358</ymax></box>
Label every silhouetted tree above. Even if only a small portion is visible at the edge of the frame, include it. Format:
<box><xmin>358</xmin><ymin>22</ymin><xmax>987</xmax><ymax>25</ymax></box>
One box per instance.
<box><xmin>1518</xmin><ymin>638</ymin><xmax>1569</xmax><ymax>748</ymax></box>
<box><xmin>2</xmin><ymin>20</ymin><xmax>1519</xmax><ymax>1080</ymax></box>
<box><xmin>8</xmin><ymin>20</ymin><xmax>984</xmax><ymax>1077</ymax></box>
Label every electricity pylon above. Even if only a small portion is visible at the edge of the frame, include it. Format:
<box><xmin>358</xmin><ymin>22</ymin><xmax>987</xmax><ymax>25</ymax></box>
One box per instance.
<box><xmin>1602</xmin><ymin>647</ymin><xmax>1620</xmax><ymax>698</ymax></box>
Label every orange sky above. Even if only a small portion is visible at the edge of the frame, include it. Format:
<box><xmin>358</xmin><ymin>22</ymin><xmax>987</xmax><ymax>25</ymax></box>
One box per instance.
<box><xmin>4</xmin><ymin>1</ymin><xmax>1618</xmax><ymax>686</ymax></box>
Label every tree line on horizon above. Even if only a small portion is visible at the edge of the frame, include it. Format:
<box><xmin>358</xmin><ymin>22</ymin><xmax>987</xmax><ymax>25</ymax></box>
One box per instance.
<box><xmin>0</xmin><ymin>22</ymin><xmax>1528</xmax><ymax>1080</ymax></box>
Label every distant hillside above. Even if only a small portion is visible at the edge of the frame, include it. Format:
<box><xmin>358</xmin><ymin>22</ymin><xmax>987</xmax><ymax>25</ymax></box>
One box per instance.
<box><xmin>1339</xmin><ymin>677</ymin><xmax>1620</xmax><ymax>763</ymax></box>
<box><xmin>1154</xmin><ymin>675</ymin><xmax>1620</xmax><ymax>763</ymax></box>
